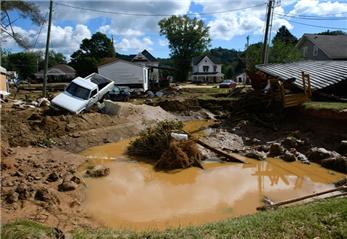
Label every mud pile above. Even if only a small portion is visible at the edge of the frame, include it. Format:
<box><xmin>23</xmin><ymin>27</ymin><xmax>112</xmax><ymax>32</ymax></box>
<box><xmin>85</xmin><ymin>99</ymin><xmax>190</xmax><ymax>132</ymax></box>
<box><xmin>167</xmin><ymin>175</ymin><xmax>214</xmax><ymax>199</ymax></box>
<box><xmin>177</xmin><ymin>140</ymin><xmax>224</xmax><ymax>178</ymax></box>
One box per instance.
<box><xmin>1</xmin><ymin>147</ymin><xmax>94</xmax><ymax>230</ymax></box>
<box><xmin>128</xmin><ymin>120</ymin><xmax>203</xmax><ymax>170</ymax></box>
<box><xmin>1</xmin><ymin>102</ymin><xmax>177</xmax><ymax>153</ymax></box>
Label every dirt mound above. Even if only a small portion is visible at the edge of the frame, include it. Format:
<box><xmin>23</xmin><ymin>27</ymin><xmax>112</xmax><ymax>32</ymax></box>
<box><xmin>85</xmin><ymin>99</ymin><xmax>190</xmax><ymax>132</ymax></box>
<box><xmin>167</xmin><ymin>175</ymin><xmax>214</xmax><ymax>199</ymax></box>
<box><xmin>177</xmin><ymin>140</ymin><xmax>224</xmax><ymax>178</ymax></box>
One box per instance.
<box><xmin>102</xmin><ymin>100</ymin><xmax>176</xmax><ymax>122</ymax></box>
<box><xmin>155</xmin><ymin>140</ymin><xmax>203</xmax><ymax>170</ymax></box>
<box><xmin>157</xmin><ymin>99</ymin><xmax>200</xmax><ymax>112</ymax></box>
<box><xmin>1</xmin><ymin>102</ymin><xmax>177</xmax><ymax>152</ymax></box>
<box><xmin>1</xmin><ymin>147</ymin><xmax>94</xmax><ymax>231</ymax></box>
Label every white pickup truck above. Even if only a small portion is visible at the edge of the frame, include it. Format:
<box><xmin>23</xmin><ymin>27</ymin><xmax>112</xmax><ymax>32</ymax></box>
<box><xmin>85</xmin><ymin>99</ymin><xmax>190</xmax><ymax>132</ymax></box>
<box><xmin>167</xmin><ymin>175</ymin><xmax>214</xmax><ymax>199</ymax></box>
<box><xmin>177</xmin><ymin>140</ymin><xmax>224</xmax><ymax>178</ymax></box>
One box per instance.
<box><xmin>51</xmin><ymin>73</ymin><xmax>114</xmax><ymax>114</ymax></box>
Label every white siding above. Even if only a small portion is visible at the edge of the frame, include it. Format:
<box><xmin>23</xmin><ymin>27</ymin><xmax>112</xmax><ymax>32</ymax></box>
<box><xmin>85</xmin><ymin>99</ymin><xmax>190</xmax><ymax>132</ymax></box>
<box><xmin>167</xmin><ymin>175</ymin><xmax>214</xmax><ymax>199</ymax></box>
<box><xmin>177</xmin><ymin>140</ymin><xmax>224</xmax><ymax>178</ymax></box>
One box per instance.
<box><xmin>192</xmin><ymin>56</ymin><xmax>222</xmax><ymax>74</ymax></box>
<box><xmin>98</xmin><ymin>60</ymin><xmax>148</xmax><ymax>90</ymax></box>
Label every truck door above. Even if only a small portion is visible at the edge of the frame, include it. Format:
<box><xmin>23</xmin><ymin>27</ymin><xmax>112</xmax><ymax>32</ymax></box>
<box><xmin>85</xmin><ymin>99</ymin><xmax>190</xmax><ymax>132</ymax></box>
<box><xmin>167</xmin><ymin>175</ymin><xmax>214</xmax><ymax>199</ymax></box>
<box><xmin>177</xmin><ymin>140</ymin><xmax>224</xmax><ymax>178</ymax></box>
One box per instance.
<box><xmin>87</xmin><ymin>89</ymin><xmax>98</xmax><ymax>108</ymax></box>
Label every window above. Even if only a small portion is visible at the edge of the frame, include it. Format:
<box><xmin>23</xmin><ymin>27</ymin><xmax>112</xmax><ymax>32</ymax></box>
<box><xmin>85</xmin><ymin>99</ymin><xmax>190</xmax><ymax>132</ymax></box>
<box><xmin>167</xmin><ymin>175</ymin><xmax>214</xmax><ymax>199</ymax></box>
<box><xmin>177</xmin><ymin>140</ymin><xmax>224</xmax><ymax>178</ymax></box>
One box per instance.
<box><xmin>203</xmin><ymin>66</ymin><xmax>209</xmax><ymax>72</ymax></box>
<box><xmin>90</xmin><ymin>89</ymin><xmax>97</xmax><ymax>98</ymax></box>
<box><xmin>66</xmin><ymin>82</ymin><xmax>91</xmax><ymax>100</ymax></box>
<box><xmin>313</xmin><ymin>46</ymin><xmax>318</xmax><ymax>56</ymax></box>
<box><xmin>213</xmin><ymin>65</ymin><xmax>217</xmax><ymax>72</ymax></box>
<box><xmin>302</xmin><ymin>47</ymin><xmax>308</xmax><ymax>57</ymax></box>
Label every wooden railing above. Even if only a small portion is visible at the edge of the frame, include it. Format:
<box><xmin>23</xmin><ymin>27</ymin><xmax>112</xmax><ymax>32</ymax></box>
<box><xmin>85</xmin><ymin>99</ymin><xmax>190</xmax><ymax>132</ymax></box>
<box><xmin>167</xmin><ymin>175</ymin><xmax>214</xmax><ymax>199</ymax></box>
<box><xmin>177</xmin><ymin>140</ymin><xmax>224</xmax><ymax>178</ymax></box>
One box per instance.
<box><xmin>281</xmin><ymin>71</ymin><xmax>312</xmax><ymax>108</ymax></box>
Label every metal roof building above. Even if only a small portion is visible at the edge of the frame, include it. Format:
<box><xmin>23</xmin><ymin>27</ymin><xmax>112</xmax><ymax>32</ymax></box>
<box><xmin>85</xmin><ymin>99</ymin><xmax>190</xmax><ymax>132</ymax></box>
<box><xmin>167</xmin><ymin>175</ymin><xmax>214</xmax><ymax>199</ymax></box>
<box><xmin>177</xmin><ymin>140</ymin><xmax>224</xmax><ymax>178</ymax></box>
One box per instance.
<box><xmin>256</xmin><ymin>61</ymin><xmax>347</xmax><ymax>91</ymax></box>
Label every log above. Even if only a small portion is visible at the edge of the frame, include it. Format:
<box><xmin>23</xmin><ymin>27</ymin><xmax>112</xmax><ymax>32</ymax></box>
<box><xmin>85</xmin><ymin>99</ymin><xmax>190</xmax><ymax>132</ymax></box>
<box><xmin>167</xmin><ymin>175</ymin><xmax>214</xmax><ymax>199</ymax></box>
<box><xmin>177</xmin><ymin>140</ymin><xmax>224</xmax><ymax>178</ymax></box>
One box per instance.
<box><xmin>195</xmin><ymin>139</ymin><xmax>246</xmax><ymax>163</ymax></box>
<box><xmin>257</xmin><ymin>186</ymin><xmax>347</xmax><ymax>211</ymax></box>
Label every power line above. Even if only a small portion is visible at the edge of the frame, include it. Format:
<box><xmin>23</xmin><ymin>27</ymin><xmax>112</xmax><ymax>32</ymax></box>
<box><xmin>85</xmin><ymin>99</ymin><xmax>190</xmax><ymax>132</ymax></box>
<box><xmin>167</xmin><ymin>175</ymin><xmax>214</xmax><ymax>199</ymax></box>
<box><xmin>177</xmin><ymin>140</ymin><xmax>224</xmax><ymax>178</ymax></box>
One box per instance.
<box><xmin>285</xmin><ymin>19</ymin><xmax>347</xmax><ymax>30</ymax></box>
<box><xmin>55</xmin><ymin>2</ymin><xmax>266</xmax><ymax>17</ymax></box>
<box><xmin>32</xmin><ymin>13</ymin><xmax>48</xmax><ymax>49</ymax></box>
<box><xmin>274</xmin><ymin>12</ymin><xmax>347</xmax><ymax>20</ymax></box>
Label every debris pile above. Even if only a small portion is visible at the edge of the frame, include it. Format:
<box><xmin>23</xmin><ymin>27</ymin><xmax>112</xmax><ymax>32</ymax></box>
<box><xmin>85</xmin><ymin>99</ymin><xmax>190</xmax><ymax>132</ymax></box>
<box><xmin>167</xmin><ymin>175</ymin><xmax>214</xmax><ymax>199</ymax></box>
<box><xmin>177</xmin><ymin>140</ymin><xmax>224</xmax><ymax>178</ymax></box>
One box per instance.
<box><xmin>128</xmin><ymin>120</ymin><xmax>203</xmax><ymax>170</ymax></box>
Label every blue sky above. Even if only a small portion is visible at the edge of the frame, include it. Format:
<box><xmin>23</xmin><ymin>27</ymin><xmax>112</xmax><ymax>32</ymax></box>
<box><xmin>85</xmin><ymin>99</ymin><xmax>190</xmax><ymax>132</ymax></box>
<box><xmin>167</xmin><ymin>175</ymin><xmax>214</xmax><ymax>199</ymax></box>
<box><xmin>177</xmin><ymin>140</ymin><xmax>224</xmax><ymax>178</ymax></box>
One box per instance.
<box><xmin>2</xmin><ymin>0</ymin><xmax>347</xmax><ymax>59</ymax></box>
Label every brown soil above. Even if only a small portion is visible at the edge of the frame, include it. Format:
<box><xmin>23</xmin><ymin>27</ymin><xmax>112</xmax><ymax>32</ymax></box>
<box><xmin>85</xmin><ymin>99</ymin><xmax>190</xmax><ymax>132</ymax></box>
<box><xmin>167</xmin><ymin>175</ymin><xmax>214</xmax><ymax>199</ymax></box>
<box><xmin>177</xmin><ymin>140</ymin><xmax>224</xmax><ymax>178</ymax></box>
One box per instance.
<box><xmin>1</xmin><ymin>147</ymin><xmax>96</xmax><ymax>231</ymax></box>
<box><xmin>0</xmin><ymin>100</ymin><xmax>177</xmax><ymax>232</ymax></box>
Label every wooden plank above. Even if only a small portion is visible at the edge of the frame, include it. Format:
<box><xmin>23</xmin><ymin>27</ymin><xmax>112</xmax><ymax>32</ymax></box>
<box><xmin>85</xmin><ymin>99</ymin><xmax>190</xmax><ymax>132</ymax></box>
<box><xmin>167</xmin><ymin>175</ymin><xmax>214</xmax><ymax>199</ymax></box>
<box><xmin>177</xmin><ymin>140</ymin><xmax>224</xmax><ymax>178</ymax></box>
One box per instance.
<box><xmin>195</xmin><ymin>139</ymin><xmax>246</xmax><ymax>163</ymax></box>
<box><xmin>257</xmin><ymin>186</ymin><xmax>347</xmax><ymax>211</ymax></box>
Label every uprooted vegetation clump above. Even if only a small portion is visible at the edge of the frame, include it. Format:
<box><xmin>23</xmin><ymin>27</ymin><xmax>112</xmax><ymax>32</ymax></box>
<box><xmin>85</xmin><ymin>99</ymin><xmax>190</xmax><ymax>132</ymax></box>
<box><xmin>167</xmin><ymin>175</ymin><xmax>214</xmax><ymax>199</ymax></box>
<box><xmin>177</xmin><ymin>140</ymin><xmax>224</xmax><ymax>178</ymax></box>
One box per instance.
<box><xmin>127</xmin><ymin>120</ymin><xmax>203</xmax><ymax>170</ymax></box>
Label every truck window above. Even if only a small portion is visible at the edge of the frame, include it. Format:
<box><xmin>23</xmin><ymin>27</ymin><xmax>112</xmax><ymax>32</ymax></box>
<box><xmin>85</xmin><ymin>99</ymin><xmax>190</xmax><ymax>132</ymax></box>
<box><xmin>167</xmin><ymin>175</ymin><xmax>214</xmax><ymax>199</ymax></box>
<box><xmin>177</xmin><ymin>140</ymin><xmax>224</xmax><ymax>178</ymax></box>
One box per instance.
<box><xmin>90</xmin><ymin>89</ymin><xmax>97</xmax><ymax>97</ymax></box>
<box><xmin>66</xmin><ymin>82</ymin><xmax>91</xmax><ymax>100</ymax></box>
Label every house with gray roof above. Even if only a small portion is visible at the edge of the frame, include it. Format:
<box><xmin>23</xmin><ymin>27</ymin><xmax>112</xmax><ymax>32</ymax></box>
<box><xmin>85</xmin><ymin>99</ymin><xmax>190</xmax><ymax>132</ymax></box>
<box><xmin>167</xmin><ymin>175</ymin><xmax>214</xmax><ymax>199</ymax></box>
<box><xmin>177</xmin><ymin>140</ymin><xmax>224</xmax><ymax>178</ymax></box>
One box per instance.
<box><xmin>191</xmin><ymin>55</ymin><xmax>224</xmax><ymax>83</ymax></box>
<box><xmin>132</xmin><ymin>49</ymin><xmax>159</xmax><ymax>83</ymax></box>
<box><xmin>296</xmin><ymin>34</ymin><xmax>347</xmax><ymax>60</ymax></box>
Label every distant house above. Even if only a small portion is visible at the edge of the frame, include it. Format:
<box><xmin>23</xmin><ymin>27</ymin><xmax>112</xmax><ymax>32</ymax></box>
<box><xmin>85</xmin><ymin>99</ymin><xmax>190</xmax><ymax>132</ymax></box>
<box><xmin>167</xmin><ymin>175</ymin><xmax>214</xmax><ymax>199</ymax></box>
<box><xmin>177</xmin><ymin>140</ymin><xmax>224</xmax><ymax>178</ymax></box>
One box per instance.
<box><xmin>35</xmin><ymin>64</ymin><xmax>76</xmax><ymax>82</ymax></box>
<box><xmin>98</xmin><ymin>59</ymin><xmax>149</xmax><ymax>91</ymax></box>
<box><xmin>296</xmin><ymin>34</ymin><xmax>347</xmax><ymax>60</ymax></box>
<box><xmin>131</xmin><ymin>49</ymin><xmax>159</xmax><ymax>83</ymax></box>
<box><xmin>0</xmin><ymin>66</ymin><xmax>10</xmax><ymax>98</ymax></box>
<box><xmin>235</xmin><ymin>73</ymin><xmax>250</xmax><ymax>84</ymax></box>
<box><xmin>191</xmin><ymin>55</ymin><xmax>224</xmax><ymax>83</ymax></box>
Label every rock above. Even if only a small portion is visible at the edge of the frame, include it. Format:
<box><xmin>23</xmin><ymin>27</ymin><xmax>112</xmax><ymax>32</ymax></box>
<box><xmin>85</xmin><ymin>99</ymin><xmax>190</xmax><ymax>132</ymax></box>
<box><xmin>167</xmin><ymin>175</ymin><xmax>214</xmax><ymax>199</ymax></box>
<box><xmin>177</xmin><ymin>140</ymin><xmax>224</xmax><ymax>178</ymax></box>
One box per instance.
<box><xmin>337</xmin><ymin>140</ymin><xmax>347</xmax><ymax>156</ymax></box>
<box><xmin>281</xmin><ymin>136</ymin><xmax>304</xmax><ymax>149</ymax></box>
<box><xmin>321</xmin><ymin>156</ymin><xmax>347</xmax><ymax>174</ymax></box>
<box><xmin>268</xmin><ymin>143</ymin><xmax>285</xmax><ymax>157</ymax></box>
<box><xmin>58</xmin><ymin>181</ymin><xmax>78</xmax><ymax>192</ymax></box>
<box><xmin>34</xmin><ymin>188</ymin><xmax>59</xmax><ymax>204</ymax></box>
<box><xmin>86</xmin><ymin>165</ymin><xmax>110</xmax><ymax>177</ymax></box>
<box><xmin>47</xmin><ymin>172</ymin><xmax>59</xmax><ymax>182</ymax></box>
<box><xmin>295</xmin><ymin>151</ymin><xmax>310</xmax><ymax>164</ymax></box>
<box><xmin>12</xmin><ymin>170</ymin><xmax>24</xmax><ymax>177</ymax></box>
<box><xmin>307</xmin><ymin>147</ymin><xmax>340</xmax><ymax>163</ymax></box>
<box><xmin>16</xmin><ymin>183</ymin><xmax>31</xmax><ymax>200</ymax></box>
<box><xmin>334</xmin><ymin>177</ymin><xmax>347</xmax><ymax>187</ymax></box>
<box><xmin>280</xmin><ymin>150</ymin><xmax>297</xmax><ymax>162</ymax></box>
<box><xmin>1</xmin><ymin>160</ymin><xmax>14</xmax><ymax>170</ymax></box>
<box><xmin>5</xmin><ymin>191</ymin><xmax>19</xmax><ymax>204</ymax></box>
<box><xmin>245</xmin><ymin>150</ymin><xmax>266</xmax><ymax>161</ymax></box>
<box><xmin>70</xmin><ymin>176</ymin><xmax>81</xmax><ymax>184</ymax></box>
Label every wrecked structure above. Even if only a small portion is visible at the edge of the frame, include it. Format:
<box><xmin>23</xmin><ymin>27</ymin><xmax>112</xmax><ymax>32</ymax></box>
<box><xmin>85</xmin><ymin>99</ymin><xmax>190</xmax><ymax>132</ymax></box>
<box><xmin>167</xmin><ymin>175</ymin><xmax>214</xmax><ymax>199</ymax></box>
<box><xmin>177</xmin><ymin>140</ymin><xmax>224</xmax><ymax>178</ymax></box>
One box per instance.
<box><xmin>254</xmin><ymin>61</ymin><xmax>347</xmax><ymax>107</ymax></box>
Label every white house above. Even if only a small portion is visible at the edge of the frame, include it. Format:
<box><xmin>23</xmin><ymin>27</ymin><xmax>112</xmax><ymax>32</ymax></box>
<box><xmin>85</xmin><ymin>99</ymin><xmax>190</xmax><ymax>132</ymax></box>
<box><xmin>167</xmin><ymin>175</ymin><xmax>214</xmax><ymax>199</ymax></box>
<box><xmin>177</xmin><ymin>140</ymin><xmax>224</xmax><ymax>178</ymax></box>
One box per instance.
<box><xmin>98</xmin><ymin>59</ymin><xmax>149</xmax><ymax>91</ymax></box>
<box><xmin>191</xmin><ymin>55</ymin><xmax>224</xmax><ymax>83</ymax></box>
<box><xmin>235</xmin><ymin>73</ymin><xmax>250</xmax><ymax>84</ymax></box>
<box><xmin>131</xmin><ymin>49</ymin><xmax>160</xmax><ymax>83</ymax></box>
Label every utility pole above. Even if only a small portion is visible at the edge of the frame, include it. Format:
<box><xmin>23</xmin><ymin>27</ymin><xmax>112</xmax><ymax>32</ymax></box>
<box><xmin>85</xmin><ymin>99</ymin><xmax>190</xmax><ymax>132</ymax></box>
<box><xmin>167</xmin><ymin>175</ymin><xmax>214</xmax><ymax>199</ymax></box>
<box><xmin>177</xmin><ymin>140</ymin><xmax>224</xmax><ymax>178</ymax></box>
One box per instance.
<box><xmin>245</xmin><ymin>35</ymin><xmax>250</xmax><ymax>50</ymax></box>
<box><xmin>262</xmin><ymin>0</ymin><xmax>273</xmax><ymax>64</ymax></box>
<box><xmin>43</xmin><ymin>0</ymin><xmax>53</xmax><ymax>98</ymax></box>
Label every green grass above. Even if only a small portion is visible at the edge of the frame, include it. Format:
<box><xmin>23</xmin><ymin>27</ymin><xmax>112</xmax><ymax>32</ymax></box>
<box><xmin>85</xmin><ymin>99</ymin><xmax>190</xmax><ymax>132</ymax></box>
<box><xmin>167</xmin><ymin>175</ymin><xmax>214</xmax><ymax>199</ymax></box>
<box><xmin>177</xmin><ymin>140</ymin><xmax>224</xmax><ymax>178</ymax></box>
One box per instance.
<box><xmin>303</xmin><ymin>101</ymin><xmax>347</xmax><ymax>111</ymax></box>
<box><xmin>1</xmin><ymin>220</ymin><xmax>56</xmax><ymax>239</ymax></box>
<box><xmin>2</xmin><ymin>198</ymin><xmax>347</xmax><ymax>239</ymax></box>
<box><xmin>181</xmin><ymin>87</ymin><xmax>230</xmax><ymax>95</ymax></box>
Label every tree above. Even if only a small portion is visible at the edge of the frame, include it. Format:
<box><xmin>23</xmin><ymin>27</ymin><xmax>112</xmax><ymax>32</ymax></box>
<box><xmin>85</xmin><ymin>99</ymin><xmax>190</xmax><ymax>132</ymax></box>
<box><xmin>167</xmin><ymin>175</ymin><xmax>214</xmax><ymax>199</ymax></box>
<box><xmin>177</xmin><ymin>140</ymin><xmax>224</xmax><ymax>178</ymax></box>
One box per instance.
<box><xmin>7</xmin><ymin>52</ymin><xmax>39</xmax><ymax>80</ymax></box>
<box><xmin>317</xmin><ymin>30</ymin><xmax>347</xmax><ymax>35</ymax></box>
<box><xmin>159</xmin><ymin>15</ymin><xmax>210</xmax><ymax>81</ymax></box>
<box><xmin>269</xmin><ymin>40</ymin><xmax>301</xmax><ymax>64</ymax></box>
<box><xmin>243</xmin><ymin>42</ymin><xmax>263</xmax><ymax>73</ymax></box>
<box><xmin>37</xmin><ymin>50</ymin><xmax>67</xmax><ymax>70</ymax></box>
<box><xmin>70</xmin><ymin>32</ymin><xmax>115</xmax><ymax>77</ymax></box>
<box><xmin>272</xmin><ymin>26</ymin><xmax>297</xmax><ymax>45</ymax></box>
<box><xmin>208</xmin><ymin>47</ymin><xmax>243</xmax><ymax>78</ymax></box>
<box><xmin>1</xmin><ymin>1</ymin><xmax>45</xmax><ymax>49</ymax></box>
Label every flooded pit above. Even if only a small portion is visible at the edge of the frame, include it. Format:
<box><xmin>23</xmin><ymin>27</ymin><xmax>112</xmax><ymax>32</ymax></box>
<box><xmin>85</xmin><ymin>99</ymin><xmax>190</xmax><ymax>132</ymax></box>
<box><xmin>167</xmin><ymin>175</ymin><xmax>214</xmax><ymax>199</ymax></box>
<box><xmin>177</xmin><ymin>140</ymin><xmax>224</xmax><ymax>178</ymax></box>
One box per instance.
<box><xmin>80</xmin><ymin>121</ymin><xmax>346</xmax><ymax>230</ymax></box>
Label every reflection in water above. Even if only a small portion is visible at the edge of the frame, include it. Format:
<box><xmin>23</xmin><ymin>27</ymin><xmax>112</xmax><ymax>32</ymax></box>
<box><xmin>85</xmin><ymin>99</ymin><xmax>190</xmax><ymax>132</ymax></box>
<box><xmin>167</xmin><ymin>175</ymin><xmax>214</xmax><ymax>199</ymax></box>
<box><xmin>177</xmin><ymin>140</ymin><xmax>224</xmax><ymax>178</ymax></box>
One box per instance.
<box><xmin>80</xmin><ymin>121</ymin><xmax>345</xmax><ymax>230</ymax></box>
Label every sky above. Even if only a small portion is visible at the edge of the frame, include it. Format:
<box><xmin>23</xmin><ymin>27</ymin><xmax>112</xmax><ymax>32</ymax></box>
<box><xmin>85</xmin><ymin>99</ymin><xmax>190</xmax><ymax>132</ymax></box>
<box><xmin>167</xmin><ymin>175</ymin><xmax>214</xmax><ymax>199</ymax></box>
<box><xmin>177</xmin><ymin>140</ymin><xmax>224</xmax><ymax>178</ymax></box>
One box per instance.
<box><xmin>1</xmin><ymin>0</ymin><xmax>347</xmax><ymax>60</ymax></box>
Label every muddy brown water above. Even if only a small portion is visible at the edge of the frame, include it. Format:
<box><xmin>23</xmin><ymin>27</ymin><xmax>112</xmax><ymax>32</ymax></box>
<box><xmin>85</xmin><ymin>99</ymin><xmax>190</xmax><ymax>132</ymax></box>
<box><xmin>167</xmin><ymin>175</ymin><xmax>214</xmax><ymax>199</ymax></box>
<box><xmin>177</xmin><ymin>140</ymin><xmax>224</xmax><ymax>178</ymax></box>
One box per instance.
<box><xmin>80</xmin><ymin>121</ymin><xmax>346</xmax><ymax>231</ymax></box>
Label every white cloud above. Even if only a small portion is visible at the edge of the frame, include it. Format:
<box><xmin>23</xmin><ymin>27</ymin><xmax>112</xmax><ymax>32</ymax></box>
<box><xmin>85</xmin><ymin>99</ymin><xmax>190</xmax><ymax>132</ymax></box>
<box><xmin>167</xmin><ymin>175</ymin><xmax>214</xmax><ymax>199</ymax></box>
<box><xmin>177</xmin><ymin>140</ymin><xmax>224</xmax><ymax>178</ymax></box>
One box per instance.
<box><xmin>1</xmin><ymin>24</ymin><xmax>91</xmax><ymax>56</ymax></box>
<box><xmin>159</xmin><ymin>39</ymin><xmax>168</xmax><ymax>46</ymax></box>
<box><xmin>197</xmin><ymin>0</ymin><xmax>267</xmax><ymax>40</ymax></box>
<box><xmin>116</xmin><ymin>37</ymin><xmax>153</xmax><ymax>52</ymax></box>
<box><xmin>289</xmin><ymin>0</ymin><xmax>347</xmax><ymax>16</ymax></box>
<box><xmin>50</xmin><ymin>1</ymin><xmax>191</xmax><ymax>33</ymax></box>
